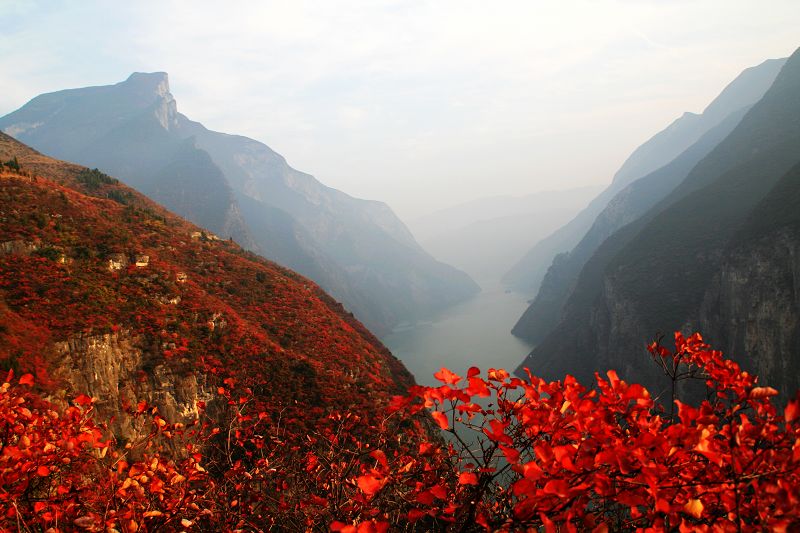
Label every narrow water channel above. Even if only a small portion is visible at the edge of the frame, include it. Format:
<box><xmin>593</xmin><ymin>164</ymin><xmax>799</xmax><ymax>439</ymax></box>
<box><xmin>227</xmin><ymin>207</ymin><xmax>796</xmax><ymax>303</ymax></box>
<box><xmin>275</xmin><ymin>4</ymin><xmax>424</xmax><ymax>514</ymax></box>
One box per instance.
<box><xmin>381</xmin><ymin>282</ymin><xmax>534</xmax><ymax>386</ymax></box>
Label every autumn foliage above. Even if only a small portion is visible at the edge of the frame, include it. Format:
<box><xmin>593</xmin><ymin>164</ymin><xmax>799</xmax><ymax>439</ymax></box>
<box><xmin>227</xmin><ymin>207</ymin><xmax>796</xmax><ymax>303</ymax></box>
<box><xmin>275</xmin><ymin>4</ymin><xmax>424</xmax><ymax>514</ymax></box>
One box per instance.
<box><xmin>3</xmin><ymin>332</ymin><xmax>800</xmax><ymax>531</ymax></box>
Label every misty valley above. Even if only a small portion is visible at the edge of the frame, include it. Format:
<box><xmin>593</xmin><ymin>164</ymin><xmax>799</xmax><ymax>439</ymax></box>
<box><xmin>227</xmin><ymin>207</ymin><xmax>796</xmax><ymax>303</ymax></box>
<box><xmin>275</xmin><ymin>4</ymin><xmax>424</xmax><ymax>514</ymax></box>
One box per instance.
<box><xmin>382</xmin><ymin>283</ymin><xmax>533</xmax><ymax>388</ymax></box>
<box><xmin>1</xmin><ymin>4</ymin><xmax>800</xmax><ymax>530</ymax></box>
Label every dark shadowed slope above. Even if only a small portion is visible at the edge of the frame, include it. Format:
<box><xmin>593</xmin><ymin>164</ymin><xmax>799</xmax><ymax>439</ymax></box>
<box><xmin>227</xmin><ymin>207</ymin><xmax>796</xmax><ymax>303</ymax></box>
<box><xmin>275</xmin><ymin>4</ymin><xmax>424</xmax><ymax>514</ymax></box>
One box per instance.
<box><xmin>517</xmin><ymin>48</ymin><xmax>800</xmax><ymax>401</ymax></box>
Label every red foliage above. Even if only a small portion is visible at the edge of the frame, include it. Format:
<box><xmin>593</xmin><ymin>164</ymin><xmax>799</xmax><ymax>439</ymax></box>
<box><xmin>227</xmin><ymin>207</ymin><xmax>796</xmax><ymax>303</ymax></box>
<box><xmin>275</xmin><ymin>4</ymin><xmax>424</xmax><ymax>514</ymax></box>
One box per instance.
<box><xmin>2</xmin><ymin>333</ymin><xmax>799</xmax><ymax>531</ymax></box>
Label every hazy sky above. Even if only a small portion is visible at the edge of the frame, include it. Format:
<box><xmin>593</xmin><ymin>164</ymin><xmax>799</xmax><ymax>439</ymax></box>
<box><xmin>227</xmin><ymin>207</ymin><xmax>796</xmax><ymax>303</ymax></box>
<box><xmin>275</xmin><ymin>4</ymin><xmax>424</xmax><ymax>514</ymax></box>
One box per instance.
<box><xmin>1</xmin><ymin>1</ymin><xmax>798</xmax><ymax>219</ymax></box>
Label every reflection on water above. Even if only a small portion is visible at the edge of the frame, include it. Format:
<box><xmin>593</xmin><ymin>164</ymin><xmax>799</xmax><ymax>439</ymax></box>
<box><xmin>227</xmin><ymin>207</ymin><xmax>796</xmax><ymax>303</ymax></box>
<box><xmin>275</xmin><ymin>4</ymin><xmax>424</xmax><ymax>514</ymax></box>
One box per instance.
<box><xmin>381</xmin><ymin>283</ymin><xmax>534</xmax><ymax>386</ymax></box>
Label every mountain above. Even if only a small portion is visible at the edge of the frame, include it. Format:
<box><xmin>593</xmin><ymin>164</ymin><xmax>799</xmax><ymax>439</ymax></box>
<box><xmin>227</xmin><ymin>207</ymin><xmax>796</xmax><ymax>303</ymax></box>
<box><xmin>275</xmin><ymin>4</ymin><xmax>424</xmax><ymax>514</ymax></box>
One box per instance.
<box><xmin>516</xmin><ymin>48</ymin><xmax>800</xmax><ymax>400</ymax></box>
<box><xmin>409</xmin><ymin>187</ymin><xmax>600</xmax><ymax>285</ymax></box>
<box><xmin>502</xmin><ymin>58</ymin><xmax>786</xmax><ymax>295</ymax></box>
<box><xmin>511</xmin><ymin>104</ymin><xmax>753</xmax><ymax>343</ymax></box>
<box><xmin>0</xmin><ymin>130</ymin><xmax>413</xmax><ymax>440</ymax></box>
<box><xmin>0</xmin><ymin>73</ymin><xmax>479</xmax><ymax>336</ymax></box>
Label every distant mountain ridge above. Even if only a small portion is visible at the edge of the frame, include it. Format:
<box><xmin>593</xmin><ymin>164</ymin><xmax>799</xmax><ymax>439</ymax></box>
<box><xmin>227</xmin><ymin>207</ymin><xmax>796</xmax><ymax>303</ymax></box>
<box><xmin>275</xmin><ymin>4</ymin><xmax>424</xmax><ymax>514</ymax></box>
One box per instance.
<box><xmin>502</xmin><ymin>58</ymin><xmax>787</xmax><ymax>296</ymax></box>
<box><xmin>0</xmin><ymin>73</ymin><xmax>479</xmax><ymax>336</ymax></box>
<box><xmin>515</xmin><ymin>48</ymin><xmax>800</xmax><ymax>400</ymax></box>
<box><xmin>410</xmin><ymin>187</ymin><xmax>600</xmax><ymax>285</ymax></box>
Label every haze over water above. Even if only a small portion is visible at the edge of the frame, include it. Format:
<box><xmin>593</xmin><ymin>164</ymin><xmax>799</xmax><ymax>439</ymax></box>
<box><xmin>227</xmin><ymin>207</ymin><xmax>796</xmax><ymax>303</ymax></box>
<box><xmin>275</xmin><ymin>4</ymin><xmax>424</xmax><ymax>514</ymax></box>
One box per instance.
<box><xmin>382</xmin><ymin>282</ymin><xmax>533</xmax><ymax>386</ymax></box>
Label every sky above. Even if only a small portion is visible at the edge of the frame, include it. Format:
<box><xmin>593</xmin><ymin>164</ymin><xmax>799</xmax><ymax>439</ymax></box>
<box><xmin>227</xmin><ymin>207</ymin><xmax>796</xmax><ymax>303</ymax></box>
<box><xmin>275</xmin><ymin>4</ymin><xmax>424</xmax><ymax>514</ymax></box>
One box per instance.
<box><xmin>0</xmin><ymin>1</ymin><xmax>798</xmax><ymax>219</ymax></box>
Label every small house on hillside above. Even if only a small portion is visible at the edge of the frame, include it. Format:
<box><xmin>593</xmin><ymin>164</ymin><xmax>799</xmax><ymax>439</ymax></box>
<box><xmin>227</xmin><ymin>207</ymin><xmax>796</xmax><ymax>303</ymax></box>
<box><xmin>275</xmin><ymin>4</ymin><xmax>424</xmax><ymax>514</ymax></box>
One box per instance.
<box><xmin>107</xmin><ymin>253</ymin><xmax>127</xmax><ymax>271</ymax></box>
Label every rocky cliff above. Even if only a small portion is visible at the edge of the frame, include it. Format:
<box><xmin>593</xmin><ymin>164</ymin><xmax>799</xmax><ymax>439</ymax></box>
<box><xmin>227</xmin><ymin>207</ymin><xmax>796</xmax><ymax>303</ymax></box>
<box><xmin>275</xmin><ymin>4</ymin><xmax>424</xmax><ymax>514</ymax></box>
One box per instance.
<box><xmin>697</xmin><ymin>162</ymin><xmax>800</xmax><ymax>399</ymax></box>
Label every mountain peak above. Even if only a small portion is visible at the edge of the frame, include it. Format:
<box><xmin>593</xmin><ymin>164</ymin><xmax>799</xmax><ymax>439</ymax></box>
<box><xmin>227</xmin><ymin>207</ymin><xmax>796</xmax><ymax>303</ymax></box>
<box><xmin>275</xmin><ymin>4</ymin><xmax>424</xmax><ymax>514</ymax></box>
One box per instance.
<box><xmin>123</xmin><ymin>71</ymin><xmax>171</xmax><ymax>97</ymax></box>
<box><xmin>119</xmin><ymin>72</ymin><xmax>177</xmax><ymax>130</ymax></box>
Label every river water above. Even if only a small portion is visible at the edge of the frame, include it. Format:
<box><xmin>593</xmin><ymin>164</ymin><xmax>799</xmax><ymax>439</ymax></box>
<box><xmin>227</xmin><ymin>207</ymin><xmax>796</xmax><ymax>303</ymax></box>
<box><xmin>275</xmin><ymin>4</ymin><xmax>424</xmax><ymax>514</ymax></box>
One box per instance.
<box><xmin>381</xmin><ymin>283</ymin><xmax>534</xmax><ymax>387</ymax></box>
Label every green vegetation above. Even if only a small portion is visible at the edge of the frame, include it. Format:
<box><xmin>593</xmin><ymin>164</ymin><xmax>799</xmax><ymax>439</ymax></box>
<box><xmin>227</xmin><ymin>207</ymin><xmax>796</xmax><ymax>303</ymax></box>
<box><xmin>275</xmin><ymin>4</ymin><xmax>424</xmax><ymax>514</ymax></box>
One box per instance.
<box><xmin>75</xmin><ymin>167</ymin><xmax>118</xmax><ymax>190</ymax></box>
<box><xmin>3</xmin><ymin>156</ymin><xmax>20</xmax><ymax>172</ymax></box>
<box><xmin>106</xmin><ymin>188</ymin><xmax>134</xmax><ymax>205</ymax></box>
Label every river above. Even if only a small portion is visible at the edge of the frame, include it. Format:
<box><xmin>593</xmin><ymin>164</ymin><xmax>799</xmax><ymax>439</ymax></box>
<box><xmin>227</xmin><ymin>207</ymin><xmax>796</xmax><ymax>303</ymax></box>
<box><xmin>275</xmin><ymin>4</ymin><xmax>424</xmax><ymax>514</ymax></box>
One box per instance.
<box><xmin>381</xmin><ymin>283</ymin><xmax>534</xmax><ymax>387</ymax></box>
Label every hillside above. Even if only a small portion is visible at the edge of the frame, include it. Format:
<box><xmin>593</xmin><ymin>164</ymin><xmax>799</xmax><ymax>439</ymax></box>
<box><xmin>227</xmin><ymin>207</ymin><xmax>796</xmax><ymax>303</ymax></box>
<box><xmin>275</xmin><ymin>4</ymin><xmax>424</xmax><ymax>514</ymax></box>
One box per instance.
<box><xmin>0</xmin><ymin>131</ymin><xmax>413</xmax><ymax>440</ymax></box>
<box><xmin>502</xmin><ymin>58</ymin><xmax>786</xmax><ymax>295</ymax></box>
<box><xmin>0</xmin><ymin>73</ymin><xmax>479</xmax><ymax>336</ymax></box>
<box><xmin>517</xmin><ymin>48</ymin><xmax>800</xmax><ymax>400</ymax></box>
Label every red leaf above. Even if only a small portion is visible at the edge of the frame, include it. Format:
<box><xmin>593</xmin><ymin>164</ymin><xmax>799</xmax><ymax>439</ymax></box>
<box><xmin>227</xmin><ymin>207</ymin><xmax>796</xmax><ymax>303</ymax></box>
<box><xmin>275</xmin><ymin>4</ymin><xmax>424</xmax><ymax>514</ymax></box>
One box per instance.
<box><xmin>786</xmin><ymin>393</ymin><xmax>800</xmax><ymax>423</ymax></box>
<box><xmin>683</xmin><ymin>498</ymin><xmax>704</xmax><ymax>519</ymax></box>
<box><xmin>18</xmin><ymin>373</ymin><xmax>34</xmax><ymax>387</ymax></box>
<box><xmin>416</xmin><ymin>491</ymin><xmax>435</xmax><ymax>505</ymax></box>
<box><xmin>431</xmin><ymin>411</ymin><xmax>449</xmax><ymax>429</ymax></box>
<box><xmin>655</xmin><ymin>497</ymin><xmax>671</xmax><ymax>514</ymax></box>
<box><xmin>543</xmin><ymin>478</ymin><xmax>570</xmax><ymax>498</ymax></box>
<box><xmin>487</xmin><ymin>368</ymin><xmax>509</xmax><ymax>381</ymax></box>
<box><xmin>484</xmin><ymin>419</ymin><xmax>513</xmax><ymax>445</ymax></box>
<box><xmin>749</xmin><ymin>386</ymin><xmax>778</xmax><ymax>399</ymax></box>
<box><xmin>433</xmin><ymin>367</ymin><xmax>462</xmax><ymax>385</ymax></box>
<box><xmin>430</xmin><ymin>483</ymin><xmax>448</xmax><ymax>499</ymax></box>
<box><xmin>521</xmin><ymin>461</ymin><xmax>543</xmax><ymax>481</ymax></box>
<box><xmin>357</xmin><ymin>474</ymin><xmax>386</xmax><ymax>496</ymax></box>
<box><xmin>37</xmin><ymin>465</ymin><xmax>50</xmax><ymax>477</ymax></box>
<box><xmin>357</xmin><ymin>521</ymin><xmax>389</xmax><ymax>533</ymax></box>
<box><xmin>419</xmin><ymin>442</ymin><xmax>438</xmax><ymax>456</ymax></box>
<box><xmin>73</xmin><ymin>394</ymin><xmax>93</xmax><ymax>406</ymax></box>
<box><xmin>370</xmin><ymin>449</ymin><xmax>388</xmax><ymax>470</ymax></box>
<box><xmin>456</xmin><ymin>402</ymin><xmax>482</xmax><ymax>414</ymax></box>
<box><xmin>459</xmin><ymin>472</ymin><xmax>479</xmax><ymax>486</ymax></box>
<box><xmin>466</xmin><ymin>377</ymin><xmax>490</xmax><ymax>397</ymax></box>
<box><xmin>500</xmin><ymin>445</ymin><xmax>520</xmax><ymax>464</ymax></box>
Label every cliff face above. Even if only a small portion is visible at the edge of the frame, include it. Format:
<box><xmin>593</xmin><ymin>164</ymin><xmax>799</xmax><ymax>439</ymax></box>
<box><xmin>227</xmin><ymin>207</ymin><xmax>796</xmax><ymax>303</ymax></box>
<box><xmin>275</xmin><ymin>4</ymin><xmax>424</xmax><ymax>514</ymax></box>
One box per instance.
<box><xmin>697</xmin><ymin>232</ymin><xmax>800</xmax><ymax>398</ymax></box>
<box><xmin>697</xmin><ymin>161</ymin><xmax>800</xmax><ymax>399</ymax></box>
<box><xmin>0</xmin><ymin>131</ymin><xmax>414</xmax><ymax>446</ymax></box>
<box><xmin>52</xmin><ymin>330</ymin><xmax>214</xmax><ymax>445</ymax></box>
<box><xmin>516</xmin><ymin>49</ymin><xmax>800</xmax><ymax>400</ymax></box>
<box><xmin>0</xmin><ymin>73</ymin><xmax>479</xmax><ymax>337</ymax></box>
